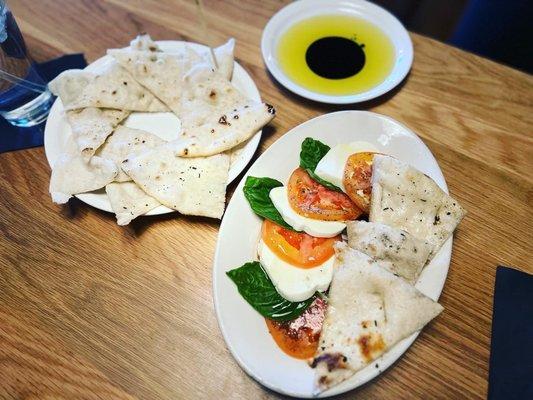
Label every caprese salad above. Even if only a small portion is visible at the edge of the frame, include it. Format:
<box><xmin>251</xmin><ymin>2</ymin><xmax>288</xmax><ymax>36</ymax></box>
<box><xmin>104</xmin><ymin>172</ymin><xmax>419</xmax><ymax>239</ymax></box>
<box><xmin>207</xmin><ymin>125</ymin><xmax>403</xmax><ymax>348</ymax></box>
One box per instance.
<box><xmin>226</xmin><ymin>135</ymin><xmax>465</xmax><ymax>393</ymax></box>
<box><xmin>227</xmin><ymin>137</ymin><xmax>378</xmax><ymax>359</ymax></box>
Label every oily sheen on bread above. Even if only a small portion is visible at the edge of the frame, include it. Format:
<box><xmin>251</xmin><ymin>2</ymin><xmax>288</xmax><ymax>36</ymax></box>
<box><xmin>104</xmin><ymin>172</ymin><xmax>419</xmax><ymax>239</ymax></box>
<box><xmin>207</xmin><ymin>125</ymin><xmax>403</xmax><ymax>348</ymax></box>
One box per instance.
<box><xmin>97</xmin><ymin>126</ymin><xmax>165</xmax><ymax>182</ymax></box>
<box><xmin>49</xmin><ymin>60</ymin><xmax>168</xmax><ymax>112</ymax></box>
<box><xmin>121</xmin><ymin>144</ymin><xmax>230</xmax><ymax>219</ymax></box>
<box><xmin>105</xmin><ymin>182</ymin><xmax>160</xmax><ymax>225</ymax></box>
<box><xmin>66</xmin><ymin>107</ymin><xmax>130</xmax><ymax>158</ymax></box>
<box><xmin>311</xmin><ymin>243</ymin><xmax>443</xmax><ymax>393</ymax></box>
<box><xmin>369</xmin><ymin>155</ymin><xmax>466</xmax><ymax>258</ymax></box>
<box><xmin>346</xmin><ymin>221</ymin><xmax>433</xmax><ymax>284</ymax></box>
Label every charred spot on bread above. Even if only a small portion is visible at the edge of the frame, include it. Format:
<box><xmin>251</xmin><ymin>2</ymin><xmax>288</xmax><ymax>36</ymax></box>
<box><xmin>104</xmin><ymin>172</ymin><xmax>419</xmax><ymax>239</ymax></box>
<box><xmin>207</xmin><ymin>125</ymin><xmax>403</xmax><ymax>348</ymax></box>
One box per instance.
<box><xmin>357</xmin><ymin>333</ymin><xmax>385</xmax><ymax>362</ymax></box>
<box><xmin>266</xmin><ymin>103</ymin><xmax>276</xmax><ymax>114</ymax></box>
<box><xmin>318</xmin><ymin>376</ymin><xmax>330</xmax><ymax>386</ymax></box>
<box><xmin>218</xmin><ymin>115</ymin><xmax>231</xmax><ymax>126</ymax></box>
<box><xmin>310</xmin><ymin>352</ymin><xmax>348</xmax><ymax>372</ymax></box>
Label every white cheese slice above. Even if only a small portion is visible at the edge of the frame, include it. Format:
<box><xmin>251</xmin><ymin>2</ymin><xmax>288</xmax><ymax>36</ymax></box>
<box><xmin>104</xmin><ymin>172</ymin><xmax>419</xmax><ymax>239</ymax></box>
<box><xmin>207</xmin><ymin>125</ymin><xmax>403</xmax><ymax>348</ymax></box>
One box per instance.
<box><xmin>269</xmin><ymin>186</ymin><xmax>346</xmax><ymax>238</ymax></box>
<box><xmin>314</xmin><ymin>141</ymin><xmax>378</xmax><ymax>192</ymax></box>
<box><xmin>258</xmin><ymin>239</ymin><xmax>334</xmax><ymax>302</ymax></box>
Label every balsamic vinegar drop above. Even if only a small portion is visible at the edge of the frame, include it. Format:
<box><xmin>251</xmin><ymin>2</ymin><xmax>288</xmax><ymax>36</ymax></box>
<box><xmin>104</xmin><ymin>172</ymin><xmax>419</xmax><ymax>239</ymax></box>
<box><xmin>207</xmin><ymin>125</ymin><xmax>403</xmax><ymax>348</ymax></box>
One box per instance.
<box><xmin>305</xmin><ymin>36</ymin><xmax>366</xmax><ymax>79</ymax></box>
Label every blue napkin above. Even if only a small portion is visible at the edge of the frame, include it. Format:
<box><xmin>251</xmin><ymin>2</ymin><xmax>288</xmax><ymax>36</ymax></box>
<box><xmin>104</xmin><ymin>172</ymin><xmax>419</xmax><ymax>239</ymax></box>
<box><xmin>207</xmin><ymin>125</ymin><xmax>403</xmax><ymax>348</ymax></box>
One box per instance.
<box><xmin>0</xmin><ymin>53</ymin><xmax>87</xmax><ymax>153</ymax></box>
<box><xmin>488</xmin><ymin>266</ymin><xmax>533</xmax><ymax>399</ymax></box>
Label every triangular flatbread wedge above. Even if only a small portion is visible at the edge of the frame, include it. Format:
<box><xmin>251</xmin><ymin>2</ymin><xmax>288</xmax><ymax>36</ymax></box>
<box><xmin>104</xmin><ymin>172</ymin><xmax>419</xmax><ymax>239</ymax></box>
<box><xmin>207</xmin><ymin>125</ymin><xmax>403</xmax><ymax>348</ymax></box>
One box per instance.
<box><xmin>208</xmin><ymin>38</ymin><xmax>235</xmax><ymax>80</ymax></box>
<box><xmin>109</xmin><ymin>45</ymin><xmax>274</xmax><ymax>157</ymax></box>
<box><xmin>346</xmin><ymin>221</ymin><xmax>433</xmax><ymax>284</ymax></box>
<box><xmin>109</xmin><ymin>34</ymin><xmax>234</xmax><ymax>86</ymax></box>
<box><xmin>121</xmin><ymin>144</ymin><xmax>229</xmax><ymax>219</ymax></box>
<box><xmin>97</xmin><ymin>126</ymin><xmax>165</xmax><ymax>182</ymax></box>
<box><xmin>311</xmin><ymin>243</ymin><xmax>443</xmax><ymax>392</ymax></box>
<box><xmin>105</xmin><ymin>182</ymin><xmax>160</xmax><ymax>225</ymax></box>
<box><xmin>369</xmin><ymin>155</ymin><xmax>466</xmax><ymax>258</ymax></box>
<box><xmin>66</xmin><ymin>107</ymin><xmax>130</xmax><ymax>159</ymax></box>
<box><xmin>49</xmin><ymin>153</ymin><xmax>118</xmax><ymax>204</ymax></box>
<box><xmin>167</xmin><ymin>64</ymin><xmax>274</xmax><ymax>157</ymax></box>
<box><xmin>49</xmin><ymin>60</ymin><xmax>168</xmax><ymax>112</ymax></box>
<box><xmin>107</xmin><ymin>47</ymin><xmax>204</xmax><ymax>115</ymax></box>
<box><xmin>172</xmin><ymin>100</ymin><xmax>275</xmax><ymax>157</ymax></box>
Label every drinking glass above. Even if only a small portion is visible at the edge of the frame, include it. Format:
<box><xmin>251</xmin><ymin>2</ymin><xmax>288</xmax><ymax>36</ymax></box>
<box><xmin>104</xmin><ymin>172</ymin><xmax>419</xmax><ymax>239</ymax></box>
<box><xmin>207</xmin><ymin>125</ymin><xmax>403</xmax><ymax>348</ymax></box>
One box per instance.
<box><xmin>0</xmin><ymin>0</ymin><xmax>53</xmax><ymax>127</ymax></box>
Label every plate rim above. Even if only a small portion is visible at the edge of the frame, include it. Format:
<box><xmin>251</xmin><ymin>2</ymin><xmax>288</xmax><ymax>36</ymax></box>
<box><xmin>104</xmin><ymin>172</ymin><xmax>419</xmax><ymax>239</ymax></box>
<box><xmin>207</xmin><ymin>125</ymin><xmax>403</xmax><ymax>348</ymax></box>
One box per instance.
<box><xmin>44</xmin><ymin>40</ymin><xmax>263</xmax><ymax>215</ymax></box>
<box><xmin>212</xmin><ymin>110</ymin><xmax>451</xmax><ymax>398</ymax></box>
<box><xmin>261</xmin><ymin>0</ymin><xmax>414</xmax><ymax>104</ymax></box>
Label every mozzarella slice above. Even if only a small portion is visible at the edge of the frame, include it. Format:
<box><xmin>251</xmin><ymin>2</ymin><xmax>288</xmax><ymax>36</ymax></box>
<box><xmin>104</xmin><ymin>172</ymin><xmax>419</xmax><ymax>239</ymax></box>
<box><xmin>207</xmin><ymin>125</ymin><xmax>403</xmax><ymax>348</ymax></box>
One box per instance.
<box><xmin>258</xmin><ymin>240</ymin><xmax>334</xmax><ymax>302</ymax></box>
<box><xmin>269</xmin><ymin>186</ymin><xmax>346</xmax><ymax>238</ymax></box>
<box><xmin>314</xmin><ymin>141</ymin><xmax>378</xmax><ymax>192</ymax></box>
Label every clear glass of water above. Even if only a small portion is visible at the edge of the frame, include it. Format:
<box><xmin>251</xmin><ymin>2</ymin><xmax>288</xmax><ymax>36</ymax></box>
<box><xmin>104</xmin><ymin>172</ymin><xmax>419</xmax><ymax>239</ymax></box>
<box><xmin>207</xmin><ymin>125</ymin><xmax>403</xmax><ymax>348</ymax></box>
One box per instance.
<box><xmin>0</xmin><ymin>1</ymin><xmax>53</xmax><ymax>127</ymax></box>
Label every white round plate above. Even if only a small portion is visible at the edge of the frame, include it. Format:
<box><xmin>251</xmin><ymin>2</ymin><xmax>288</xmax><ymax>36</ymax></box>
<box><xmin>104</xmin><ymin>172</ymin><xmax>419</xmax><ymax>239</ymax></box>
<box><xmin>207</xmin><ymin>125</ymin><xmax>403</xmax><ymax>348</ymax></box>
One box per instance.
<box><xmin>213</xmin><ymin>111</ymin><xmax>451</xmax><ymax>398</ymax></box>
<box><xmin>261</xmin><ymin>0</ymin><xmax>413</xmax><ymax>104</ymax></box>
<box><xmin>44</xmin><ymin>41</ymin><xmax>263</xmax><ymax>215</ymax></box>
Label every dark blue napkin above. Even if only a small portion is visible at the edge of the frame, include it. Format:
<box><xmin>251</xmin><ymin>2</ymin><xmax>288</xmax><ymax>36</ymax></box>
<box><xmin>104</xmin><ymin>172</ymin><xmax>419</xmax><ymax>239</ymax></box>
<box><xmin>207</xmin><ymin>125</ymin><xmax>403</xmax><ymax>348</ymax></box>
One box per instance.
<box><xmin>488</xmin><ymin>266</ymin><xmax>533</xmax><ymax>400</ymax></box>
<box><xmin>0</xmin><ymin>53</ymin><xmax>87</xmax><ymax>153</ymax></box>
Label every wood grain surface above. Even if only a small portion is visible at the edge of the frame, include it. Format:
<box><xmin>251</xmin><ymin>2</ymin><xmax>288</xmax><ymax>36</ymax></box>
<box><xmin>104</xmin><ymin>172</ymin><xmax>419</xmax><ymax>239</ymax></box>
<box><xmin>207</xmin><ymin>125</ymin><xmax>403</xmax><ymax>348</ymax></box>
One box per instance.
<box><xmin>1</xmin><ymin>1</ymin><xmax>532</xmax><ymax>399</ymax></box>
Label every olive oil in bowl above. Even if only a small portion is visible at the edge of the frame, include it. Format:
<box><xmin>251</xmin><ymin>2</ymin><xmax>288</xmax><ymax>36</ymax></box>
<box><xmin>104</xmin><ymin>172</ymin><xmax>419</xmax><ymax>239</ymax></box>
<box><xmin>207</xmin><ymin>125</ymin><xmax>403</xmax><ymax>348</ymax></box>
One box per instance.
<box><xmin>277</xmin><ymin>15</ymin><xmax>395</xmax><ymax>96</ymax></box>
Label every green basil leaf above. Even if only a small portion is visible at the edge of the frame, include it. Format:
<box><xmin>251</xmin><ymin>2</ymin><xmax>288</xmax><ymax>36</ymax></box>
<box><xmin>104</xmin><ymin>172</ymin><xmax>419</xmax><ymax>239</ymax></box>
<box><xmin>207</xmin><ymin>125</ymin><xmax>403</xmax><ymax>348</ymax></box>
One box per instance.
<box><xmin>300</xmin><ymin>137</ymin><xmax>331</xmax><ymax>171</ymax></box>
<box><xmin>226</xmin><ymin>261</ymin><xmax>316</xmax><ymax>321</ymax></box>
<box><xmin>243</xmin><ymin>176</ymin><xmax>296</xmax><ymax>230</ymax></box>
<box><xmin>300</xmin><ymin>138</ymin><xmax>343</xmax><ymax>192</ymax></box>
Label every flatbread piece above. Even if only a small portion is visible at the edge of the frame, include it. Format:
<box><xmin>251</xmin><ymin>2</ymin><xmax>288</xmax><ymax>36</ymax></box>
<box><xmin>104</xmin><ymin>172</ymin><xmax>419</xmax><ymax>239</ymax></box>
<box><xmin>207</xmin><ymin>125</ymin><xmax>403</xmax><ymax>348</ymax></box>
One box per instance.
<box><xmin>346</xmin><ymin>221</ymin><xmax>433</xmax><ymax>284</ymax></box>
<box><xmin>105</xmin><ymin>182</ymin><xmax>160</xmax><ymax>225</ymax></box>
<box><xmin>311</xmin><ymin>243</ymin><xmax>443</xmax><ymax>392</ymax></box>
<box><xmin>121</xmin><ymin>144</ymin><xmax>230</xmax><ymax>219</ymax></box>
<box><xmin>49</xmin><ymin>60</ymin><xmax>168</xmax><ymax>112</ymax></box>
<box><xmin>109</xmin><ymin>44</ymin><xmax>275</xmax><ymax>157</ymax></box>
<box><xmin>49</xmin><ymin>153</ymin><xmax>118</xmax><ymax>204</ymax></box>
<box><xmin>369</xmin><ymin>155</ymin><xmax>466</xmax><ymax>258</ymax></box>
<box><xmin>66</xmin><ymin>107</ymin><xmax>130</xmax><ymax>158</ymax></box>
<box><xmin>98</xmin><ymin>125</ymin><xmax>165</xmax><ymax>182</ymax></box>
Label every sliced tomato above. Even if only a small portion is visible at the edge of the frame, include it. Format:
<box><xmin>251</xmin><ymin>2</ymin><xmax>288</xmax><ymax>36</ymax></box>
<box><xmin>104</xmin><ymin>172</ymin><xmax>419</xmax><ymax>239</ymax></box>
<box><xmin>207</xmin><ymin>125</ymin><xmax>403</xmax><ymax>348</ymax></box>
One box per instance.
<box><xmin>287</xmin><ymin>168</ymin><xmax>362</xmax><ymax>221</ymax></box>
<box><xmin>265</xmin><ymin>297</ymin><xmax>327</xmax><ymax>359</ymax></box>
<box><xmin>261</xmin><ymin>219</ymin><xmax>340</xmax><ymax>268</ymax></box>
<box><xmin>343</xmin><ymin>152</ymin><xmax>375</xmax><ymax>213</ymax></box>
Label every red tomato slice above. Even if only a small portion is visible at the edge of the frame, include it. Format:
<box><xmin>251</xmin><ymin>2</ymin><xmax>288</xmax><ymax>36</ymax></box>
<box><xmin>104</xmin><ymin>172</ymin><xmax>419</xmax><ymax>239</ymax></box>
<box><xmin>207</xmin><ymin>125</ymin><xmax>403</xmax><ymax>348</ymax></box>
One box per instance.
<box><xmin>265</xmin><ymin>297</ymin><xmax>327</xmax><ymax>359</ymax></box>
<box><xmin>287</xmin><ymin>168</ymin><xmax>362</xmax><ymax>221</ymax></box>
<box><xmin>261</xmin><ymin>219</ymin><xmax>340</xmax><ymax>268</ymax></box>
<box><xmin>343</xmin><ymin>152</ymin><xmax>375</xmax><ymax>213</ymax></box>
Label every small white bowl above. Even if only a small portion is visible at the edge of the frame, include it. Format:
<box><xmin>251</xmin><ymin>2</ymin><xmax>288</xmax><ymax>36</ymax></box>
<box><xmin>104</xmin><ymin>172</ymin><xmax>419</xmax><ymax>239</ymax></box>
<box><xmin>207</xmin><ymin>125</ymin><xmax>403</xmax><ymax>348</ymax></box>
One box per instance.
<box><xmin>261</xmin><ymin>0</ymin><xmax>413</xmax><ymax>104</ymax></box>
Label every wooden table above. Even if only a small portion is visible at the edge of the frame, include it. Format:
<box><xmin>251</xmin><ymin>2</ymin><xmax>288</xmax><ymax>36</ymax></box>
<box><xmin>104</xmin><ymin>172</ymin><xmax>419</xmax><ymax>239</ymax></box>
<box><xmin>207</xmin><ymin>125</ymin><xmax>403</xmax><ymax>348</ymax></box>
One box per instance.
<box><xmin>1</xmin><ymin>1</ymin><xmax>532</xmax><ymax>399</ymax></box>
